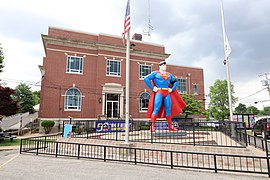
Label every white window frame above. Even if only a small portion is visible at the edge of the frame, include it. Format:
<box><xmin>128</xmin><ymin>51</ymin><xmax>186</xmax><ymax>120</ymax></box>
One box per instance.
<box><xmin>139</xmin><ymin>64</ymin><xmax>152</xmax><ymax>80</ymax></box>
<box><xmin>193</xmin><ymin>84</ymin><xmax>199</xmax><ymax>95</ymax></box>
<box><xmin>139</xmin><ymin>92</ymin><xmax>150</xmax><ymax>112</ymax></box>
<box><xmin>106</xmin><ymin>59</ymin><xmax>121</xmax><ymax>77</ymax></box>
<box><xmin>64</xmin><ymin>88</ymin><xmax>82</xmax><ymax>111</ymax></box>
<box><xmin>176</xmin><ymin>78</ymin><xmax>187</xmax><ymax>94</ymax></box>
<box><xmin>66</xmin><ymin>55</ymin><xmax>83</xmax><ymax>74</ymax></box>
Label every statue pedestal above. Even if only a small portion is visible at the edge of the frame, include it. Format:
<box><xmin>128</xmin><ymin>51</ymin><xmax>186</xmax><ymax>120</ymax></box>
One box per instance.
<box><xmin>153</xmin><ymin>131</ymin><xmax>187</xmax><ymax>137</ymax></box>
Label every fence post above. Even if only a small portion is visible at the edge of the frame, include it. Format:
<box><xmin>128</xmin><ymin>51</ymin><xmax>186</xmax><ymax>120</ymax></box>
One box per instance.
<box><xmin>134</xmin><ymin>149</ymin><xmax>137</xmax><ymax>165</ymax></box>
<box><xmin>77</xmin><ymin>144</ymin><xmax>80</xmax><ymax>159</ymax></box>
<box><xmin>104</xmin><ymin>146</ymin><xmax>106</xmax><ymax>162</ymax></box>
<box><xmin>36</xmin><ymin>140</ymin><xmax>39</xmax><ymax>155</ymax></box>
<box><xmin>245</xmin><ymin>126</ymin><xmax>248</xmax><ymax>147</ymax></box>
<box><xmin>55</xmin><ymin>142</ymin><xmax>58</xmax><ymax>158</ymax></box>
<box><xmin>20</xmin><ymin>139</ymin><xmax>23</xmax><ymax>154</ymax></box>
<box><xmin>44</xmin><ymin>136</ymin><xmax>47</xmax><ymax>150</ymax></box>
<box><xmin>193</xmin><ymin>123</ymin><xmax>195</xmax><ymax>146</ymax></box>
<box><xmin>170</xmin><ymin>151</ymin><xmax>173</xmax><ymax>169</ymax></box>
<box><xmin>214</xmin><ymin>155</ymin><xmax>217</xmax><ymax>173</ymax></box>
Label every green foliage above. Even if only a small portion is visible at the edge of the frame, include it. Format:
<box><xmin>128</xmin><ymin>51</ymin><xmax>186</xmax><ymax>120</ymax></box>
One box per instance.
<box><xmin>208</xmin><ymin>80</ymin><xmax>237</xmax><ymax>121</ymax></box>
<box><xmin>234</xmin><ymin>103</ymin><xmax>247</xmax><ymax>114</ymax></box>
<box><xmin>0</xmin><ymin>43</ymin><xmax>4</xmax><ymax>73</ymax></box>
<box><xmin>32</xmin><ymin>90</ymin><xmax>40</xmax><ymax>105</ymax></box>
<box><xmin>259</xmin><ymin>106</ymin><xmax>270</xmax><ymax>116</ymax></box>
<box><xmin>13</xmin><ymin>83</ymin><xmax>35</xmax><ymax>114</ymax></box>
<box><xmin>41</xmin><ymin>120</ymin><xmax>55</xmax><ymax>134</ymax></box>
<box><xmin>0</xmin><ymin>85</ymin><xmax>19</xmax><ymax>116</ymax></box>
<box><xmin>246</xmin><ymin>106</ymin><xmax>259</xmax><ymax>115</ymax></box>
<box><xmin>181</xmin><ymin>94</ymin><xmax>205</xmax><ymax>118</ymax></box>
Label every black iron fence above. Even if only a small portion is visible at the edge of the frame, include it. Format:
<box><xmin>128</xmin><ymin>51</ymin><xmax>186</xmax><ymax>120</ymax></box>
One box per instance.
<box><xmin>62</xmin><ymin>120</ymin><xmax>247</xmax><ymax>148</ymax></box>
<box><xmin>20</xmin><ymin>135</ymin><xmax>270</xmax><ymax>177</ymax></box>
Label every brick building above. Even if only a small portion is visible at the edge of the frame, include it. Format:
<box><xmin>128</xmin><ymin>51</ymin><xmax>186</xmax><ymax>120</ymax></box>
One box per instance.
<box><xmin>39</xmin><ymin>27</ymin><xmax>205</xmax><ymax>121</ymax></box>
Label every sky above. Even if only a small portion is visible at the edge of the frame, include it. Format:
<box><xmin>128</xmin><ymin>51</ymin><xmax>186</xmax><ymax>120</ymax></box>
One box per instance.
<box><xmin>0</xmin><ymin>0</ymin><xmax>269</xmax><ymax>110</ymax></box>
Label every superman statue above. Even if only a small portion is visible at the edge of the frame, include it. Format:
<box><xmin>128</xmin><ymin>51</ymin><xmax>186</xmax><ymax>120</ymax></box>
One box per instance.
<box><xmin>144</xmin><ymin>61</ymin><xmax>186</xmax><ymax>132</ymax></box>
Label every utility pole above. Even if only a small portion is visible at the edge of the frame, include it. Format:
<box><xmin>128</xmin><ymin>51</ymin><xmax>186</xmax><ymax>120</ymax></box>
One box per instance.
<box><xmin>259</xmin><ymin>72</ymin><xmax>270</xmax><ymax>99</ymax></box>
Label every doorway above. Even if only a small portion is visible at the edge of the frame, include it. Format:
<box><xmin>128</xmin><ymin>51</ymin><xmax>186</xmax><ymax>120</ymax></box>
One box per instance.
<box><xmin>105</xmin><ymin>94</ymin><xmax>120</xmax><ymax>118</ymax></box>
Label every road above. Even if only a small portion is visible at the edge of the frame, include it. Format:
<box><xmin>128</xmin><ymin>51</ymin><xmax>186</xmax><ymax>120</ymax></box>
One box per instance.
<box><xmin>0</xmin><ymin>149</ymin><xmax>267</xmax><ymax>180</ymax></box>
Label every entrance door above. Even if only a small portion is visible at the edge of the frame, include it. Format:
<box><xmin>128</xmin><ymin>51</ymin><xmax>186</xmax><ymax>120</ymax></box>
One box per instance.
<box><xmin>105</xmin><ymin>94</ymin><xmax>120</xmax><ymax>118</ymax></box>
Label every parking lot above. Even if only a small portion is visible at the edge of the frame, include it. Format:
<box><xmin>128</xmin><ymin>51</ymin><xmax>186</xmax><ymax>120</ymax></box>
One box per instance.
<box><xmin>0</xmin><ymin>149</ymin><xmax>267</xmax><ymax>180</ymax></box>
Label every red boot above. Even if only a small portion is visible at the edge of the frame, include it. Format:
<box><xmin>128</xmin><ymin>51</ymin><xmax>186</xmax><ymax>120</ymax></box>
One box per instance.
<box><xmin>150</xmin><ymin>114</ymin><xmax>157</xmax><ymax>132</ymax></box>
<box><xmin>166</xmin><ymin>115</ymin><xmax>178</xmax><ymax>131</ymax></box>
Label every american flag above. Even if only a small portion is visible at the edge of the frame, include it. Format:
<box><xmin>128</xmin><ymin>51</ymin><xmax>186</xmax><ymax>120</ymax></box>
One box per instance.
<box><xmin>122</xmin><ymin>0</ymin><xmax>131</xmax><ymax>45</ymax></box>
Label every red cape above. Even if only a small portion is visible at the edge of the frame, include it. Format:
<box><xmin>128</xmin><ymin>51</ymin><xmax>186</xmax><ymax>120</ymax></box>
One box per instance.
<box><xmin>146</xmin><ymin>89</ymin><xmax>186</xmax><ymax>118</ymax></box>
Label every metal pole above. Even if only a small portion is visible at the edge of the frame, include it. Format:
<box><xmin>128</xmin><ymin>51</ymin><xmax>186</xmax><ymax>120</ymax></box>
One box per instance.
<box><xmin>220</xmin><ymin>0</ymin><xmax>233</xmax><ymax>122</ymax></box>
<box><xmin>125</xmin><ymin>30</ymin><xmax>130</xmax><ymax>144</ymax></box>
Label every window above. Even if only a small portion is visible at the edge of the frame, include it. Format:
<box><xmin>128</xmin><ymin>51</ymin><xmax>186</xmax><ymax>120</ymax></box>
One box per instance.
<box><xmin>64</xmin><ymin>88</ymin><xmax>82</xmax><ymax>111</ymax></box>
<box><xmin>139</xmin><ymin>92</ymin><xmax>150</xmax><ymax>112</ymax></box>
<box><xmin>193</xmin><ymin>84</ymin><xmax>198</xmax><ymax>95</ymax></box>
<box><xmin>106</xmin><ymin>59</ymin><xmax>121</xmax><ymax>76</ymax></box>
<box><xmin>66</xmin><ymin>56</ymin><xmax>83</xmax><ymax>74</ymax></box>
<box><xmin>176</xmin><ymin>78</ymin><xmax>187</xmax><ymax>94</ymax></box>
<box><xmin>139</xmin><ymin>64</ymin><xmax>151</xmax><ymax>79</ymax></box>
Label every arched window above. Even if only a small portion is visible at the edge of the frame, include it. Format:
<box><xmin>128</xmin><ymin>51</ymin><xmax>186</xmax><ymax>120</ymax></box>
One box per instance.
<box><xmin>64</xmin><ymin>88</ymin><xmax>82</xmax><ymax>111</ymax></box>
<box><xmin>139</xmin><ymin>92</ymin><xmax>150</xmax><ymax>112</ymax></box>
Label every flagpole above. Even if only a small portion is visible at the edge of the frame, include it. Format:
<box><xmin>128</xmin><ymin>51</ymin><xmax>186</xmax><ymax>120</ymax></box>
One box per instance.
<box><xmin>220</xmin><ymin>0</ymin><xmax>233</xmax><ymax>122</ymax></box>
<box><xmin>125</xmin><ymin>30</ymin><xmax>130</xmax><ymax>144</ymax></box>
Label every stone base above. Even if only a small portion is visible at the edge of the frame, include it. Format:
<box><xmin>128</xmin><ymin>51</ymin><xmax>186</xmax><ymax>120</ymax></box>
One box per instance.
<box><xmin>153</xmin><ymin>131</ymin><xmax>187</xmax><ymax>137</ymax></box>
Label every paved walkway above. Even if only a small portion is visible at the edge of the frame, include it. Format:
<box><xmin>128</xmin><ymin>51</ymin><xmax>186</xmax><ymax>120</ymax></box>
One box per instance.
<box><xmin>0</xmin><ymin>150</ymin><xmax>267</xmax><ymax>180</ymax></box>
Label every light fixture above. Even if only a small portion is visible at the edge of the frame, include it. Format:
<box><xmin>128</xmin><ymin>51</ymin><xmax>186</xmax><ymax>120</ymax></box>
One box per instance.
<box><xmin>99</xmin><ymin>98</ymin><xmax>102</xmax><ymax>103</ymax></box>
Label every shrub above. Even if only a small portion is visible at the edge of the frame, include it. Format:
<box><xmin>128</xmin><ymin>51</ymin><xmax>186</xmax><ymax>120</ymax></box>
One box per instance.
<box><xmin>41</xmin><ymin>120</ymin><xmax>55</xmax><ymax>134</ymax></box>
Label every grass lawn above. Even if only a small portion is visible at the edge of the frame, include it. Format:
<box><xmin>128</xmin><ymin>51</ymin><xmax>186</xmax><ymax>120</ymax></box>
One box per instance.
<box><xmin>0</xmin><ymin>139</ymin><xmax>21</xmax><ymax>146</ymax></box>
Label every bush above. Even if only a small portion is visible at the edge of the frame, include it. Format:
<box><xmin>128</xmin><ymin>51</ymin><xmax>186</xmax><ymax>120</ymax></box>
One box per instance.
<box><xmin>41</xmin><ymin>120</ymin><xmax>55</xmax><ymax>134</ymax></box>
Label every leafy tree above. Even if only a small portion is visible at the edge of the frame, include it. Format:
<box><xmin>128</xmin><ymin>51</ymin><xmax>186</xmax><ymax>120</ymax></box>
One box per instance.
<box><xmin>0</xmin><ymin>85</ymin><xmax>19</xmax><ymax>116</ymax></box>
<box><xmin>208</xmin><ymin>80</ymin><xmax>237</xmax><ymax>121</ymax></box>
<box><xmin>33</xmin><ymin>90</ymin><xmax>40</xmax><ymax>105</ymax></box>
<box><xmin>0</xmin><ymin>43</ymin><xmax>4</xmax><ymax>73</ymax></box>
<box><xmin>260</xmin><ymin>106</ymin><xmax>270</xmax><ymax>116</ymax></box>
<box><xmin>181</xmin><ymin>94</ymin><xmax>206</xmax><ymax>118</ymax></box>
<box><xmin>246</xmin><ymin>106</ymin><xmax>259</xmax><ymax>115</ymax></box>
<box><xmin>234</xmin><ymin>103</ymin><xmax>247</xmax><ymax>114</ymax></box>
<box><xmin>13</xmin><ymin>83</ymin><xmax>35</xmax><ymax>114</ymax></box>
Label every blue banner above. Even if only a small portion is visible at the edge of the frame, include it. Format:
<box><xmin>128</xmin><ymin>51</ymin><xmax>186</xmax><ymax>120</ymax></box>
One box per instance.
<box><xmin>96</xmin><ymin>120</ymin><xmax>132</xmax><ymax>133</ymax></box>
<box><xmin>63</xmin><ymin>124</ymin><xmax>73</xmax><ymax>138</ymax></box>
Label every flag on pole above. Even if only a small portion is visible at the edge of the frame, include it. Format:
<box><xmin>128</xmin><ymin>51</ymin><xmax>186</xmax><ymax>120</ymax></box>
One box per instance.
<box><xmin>225</xmin><ymin>35</ymin><xmax>231</xmax><ymax>60</ymax></box>
<box><xmin>122</xmin><ymin>0</ymin><xmax>131</xmax><ymax>45</ymax></box>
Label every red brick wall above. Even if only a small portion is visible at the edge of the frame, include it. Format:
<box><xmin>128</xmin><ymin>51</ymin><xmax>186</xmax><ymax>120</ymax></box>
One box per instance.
<box><xmin>39</xmin><ymin>27</ymin><xmax>205</xmax><ymax>120</ymax></box>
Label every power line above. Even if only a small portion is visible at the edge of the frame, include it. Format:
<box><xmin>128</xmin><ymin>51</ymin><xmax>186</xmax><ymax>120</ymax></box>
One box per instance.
<box><xmin>238</xmin><ymin>87</ymin><xmax>267</xmax><ymax>101</ymax></box>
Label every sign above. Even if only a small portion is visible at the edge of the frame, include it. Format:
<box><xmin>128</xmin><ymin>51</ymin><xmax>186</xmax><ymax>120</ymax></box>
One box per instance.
<box><xmin>154</xmin><ymin>120</ymin><xmax>179</xmax><ymax>130</ymax></box>
<box><xmin>96</xmin><ymin>120</ymin><xmax>132</xmax><ymax>133</ymax></box>
<box><xmin>63</xmin><ymin>124</ymin><xmax>73</xmax><ymax>138</ymax></box>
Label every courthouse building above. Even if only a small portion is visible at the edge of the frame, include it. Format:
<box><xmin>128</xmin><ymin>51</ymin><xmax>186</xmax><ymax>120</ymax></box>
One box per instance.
<box><xmin>38</xmin><ymin>27</ymin><xmax>205</xmax><ymax>121</ymax></box>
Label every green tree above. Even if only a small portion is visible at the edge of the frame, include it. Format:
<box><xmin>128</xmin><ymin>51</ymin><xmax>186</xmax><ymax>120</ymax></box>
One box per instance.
<box><xmin>181</xmin><ymin>94</ymin><xmax>206</xmax><ymax>118</ymax></box>
<box><xmin>246</xmin><ymin>105</ymin><xmax>259</xmax><ymax>115</ymax></box>
<box><xmin>234</xmin><ymin>103</ymin><xmax>247</xmax><ymax>114</ymax></box>
<box><xmin>208</xmin><ymin>80</ymin><xmax>237</xmax><ymax>121</ymax></box>
<box><xmin>0</xmin><ymin>43</ymin><xmax>4</xmax><ymax>73</ymax></box>
<box><xmin>13</xmin><ymin>83</ymin><xmax>35</xmax><ymax>114</ymax></box>
<box><xmin>260</xmin><ymin>106</ymin><xmax>270</xmax><ymax>116</ymax></box>
<box><xmin>0</xmin><ymin>85</ymin><xmax>19</xmax><ymax>116</ymax></box>
<box><xmin>32</xmin><ymin>90</ymin><xmax>40</xmax><ymax>105</ymax></box>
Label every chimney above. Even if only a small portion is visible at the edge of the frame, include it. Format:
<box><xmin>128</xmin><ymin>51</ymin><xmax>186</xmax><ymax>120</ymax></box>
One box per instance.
<box><xmin>132</xmin><ymin>33</ymin><xmax>142</xmax><ymax>41</ymax></box>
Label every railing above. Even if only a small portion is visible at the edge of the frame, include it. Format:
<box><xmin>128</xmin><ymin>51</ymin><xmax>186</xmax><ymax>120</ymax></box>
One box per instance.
<box><xmin>20</xmin><ymin>136</ymin><xmax>270</xmax><ymax>177</ymax></box>
<box><xmin>62</xmin><ymin>120</ymin><xmax>247</xmax><ymax>148</ymax></box>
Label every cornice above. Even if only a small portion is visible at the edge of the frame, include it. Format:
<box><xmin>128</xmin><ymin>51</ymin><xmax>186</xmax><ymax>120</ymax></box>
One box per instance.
<box><xmin>42</xmin><ymin>34</ymin><xmax>170</xmax><ymax>60</ymax></box>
